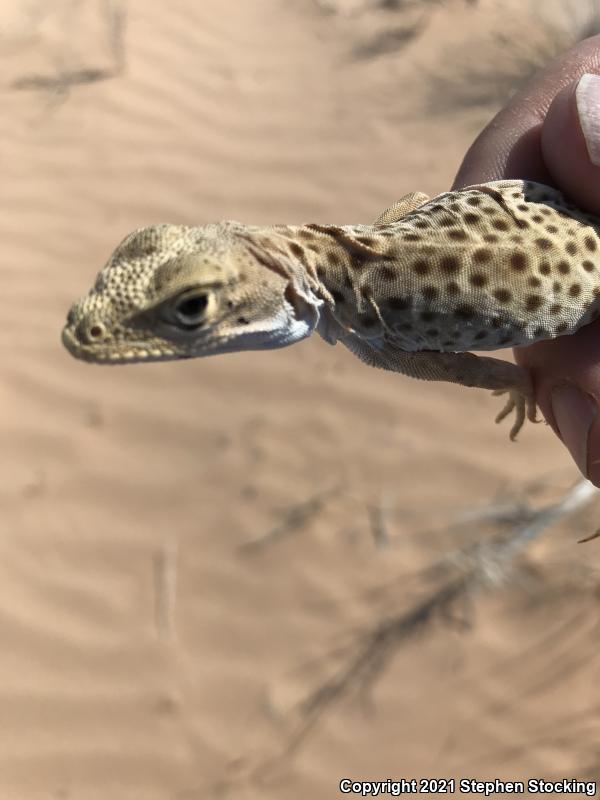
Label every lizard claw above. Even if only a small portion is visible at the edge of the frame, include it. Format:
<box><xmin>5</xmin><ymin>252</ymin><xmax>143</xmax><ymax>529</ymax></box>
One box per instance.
<box><xmin>492</xmin><ymin>388</ymin><xmax>538</xmax><ymax>441</ymax></box>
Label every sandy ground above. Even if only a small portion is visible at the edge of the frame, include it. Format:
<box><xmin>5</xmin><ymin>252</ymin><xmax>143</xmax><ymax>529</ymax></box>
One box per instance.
<box><xmin>2</xmin><ymin>1</ymin><xmax>600</xmax><ymax>798</ymax></box>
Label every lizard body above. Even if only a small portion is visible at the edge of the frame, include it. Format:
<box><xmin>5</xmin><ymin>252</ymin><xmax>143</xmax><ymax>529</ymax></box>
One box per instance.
<box><xmin>62</xmin><ymin>179</ymin><xmax>600</xmax><ymax>439</ymax></box>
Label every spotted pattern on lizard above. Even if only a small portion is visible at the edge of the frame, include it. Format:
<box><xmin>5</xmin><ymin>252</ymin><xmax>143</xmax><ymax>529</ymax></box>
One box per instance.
<box><xmin>62</xmin><ymin>180</ymin><xmax>600</xmax><ymax>440</ymax></box>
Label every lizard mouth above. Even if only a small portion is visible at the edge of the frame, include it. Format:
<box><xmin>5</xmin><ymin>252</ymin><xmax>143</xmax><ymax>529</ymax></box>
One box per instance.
<box><xmin>61</xmin><ymin>325</ymin><xmax>179</xmax><ymax>364</ymax></box>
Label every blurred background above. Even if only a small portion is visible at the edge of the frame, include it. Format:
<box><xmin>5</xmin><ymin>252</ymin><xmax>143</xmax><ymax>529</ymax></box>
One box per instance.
<box><xmin>2</xmin><ymin>1</ymin><xmax>600</xmax><ymax>797</ymax></box>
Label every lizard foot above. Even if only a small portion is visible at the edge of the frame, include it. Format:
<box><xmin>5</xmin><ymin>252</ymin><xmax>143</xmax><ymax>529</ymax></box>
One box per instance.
<box><xmin>492</xmin><ymin>388</ymin><xmax>538</xmax><ymax>441</ymax></box>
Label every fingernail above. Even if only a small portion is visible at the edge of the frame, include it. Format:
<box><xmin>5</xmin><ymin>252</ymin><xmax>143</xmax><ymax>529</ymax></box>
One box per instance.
<box><xmin>551</xmin><ymin>383</ymin><xmax>596</xmax><ymax>477</ymax></box>
<box><xmin>575</xmin><ymin>73</ymin><xmax>600</xmax><ymax>167</ymax></box>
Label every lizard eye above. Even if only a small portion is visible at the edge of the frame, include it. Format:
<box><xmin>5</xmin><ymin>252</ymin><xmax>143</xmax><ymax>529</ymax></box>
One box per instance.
<box><xmin>171</xmin><ymin>291</ymin><xmax>210</xmax><ymax>328</ymax></box>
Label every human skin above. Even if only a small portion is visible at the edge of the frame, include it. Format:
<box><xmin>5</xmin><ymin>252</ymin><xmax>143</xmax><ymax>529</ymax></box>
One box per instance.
<box><xmin>453</xmin><ymin>35</ymin><xmax>600</xmax><ymax>486</ymax></box>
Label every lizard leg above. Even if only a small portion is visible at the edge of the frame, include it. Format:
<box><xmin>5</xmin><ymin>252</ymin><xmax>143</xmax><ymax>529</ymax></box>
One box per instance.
<box><xmin>374</xmin><ymin>192</ymin><xmax>430</xmax><ymax>224</ymax></box>
<box><xmin>342</xmin><ymin>334</ymin><xmax>537</xmax><ymax>440</ymax></box>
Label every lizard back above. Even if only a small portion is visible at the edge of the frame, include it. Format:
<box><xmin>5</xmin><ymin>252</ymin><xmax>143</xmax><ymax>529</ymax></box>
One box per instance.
<box><xmin>311</xmin><ymin>180</ymin><xmax>600</xmax><ymax>353</ymax></box>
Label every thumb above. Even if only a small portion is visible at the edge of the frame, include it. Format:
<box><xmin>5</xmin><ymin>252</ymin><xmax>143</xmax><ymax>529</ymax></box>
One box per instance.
<box><xmin>542</xmin><ymin>73</ymin><xmax>600</xmax><ymax>214</ymax></box>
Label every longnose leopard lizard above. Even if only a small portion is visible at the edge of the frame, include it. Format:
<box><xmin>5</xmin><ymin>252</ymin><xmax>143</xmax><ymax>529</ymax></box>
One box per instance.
<box><xmin>62</xmin><ymin>179</ymin><xmax>600</xmax><ymax>440</ymax></box>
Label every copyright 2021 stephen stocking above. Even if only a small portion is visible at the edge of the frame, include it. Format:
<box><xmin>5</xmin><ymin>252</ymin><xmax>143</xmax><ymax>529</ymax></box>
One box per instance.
<box><xmin>339</xmin><ymin>778</ymin><xmax>597</xmax><ymax>796</ymax></box>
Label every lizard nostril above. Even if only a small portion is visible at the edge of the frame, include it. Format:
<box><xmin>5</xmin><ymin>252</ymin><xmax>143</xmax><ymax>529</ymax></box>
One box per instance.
<box><xmin>87</xmin><ymin>324</ymin><xmax>105</xmax><ymax>341</ymax></box>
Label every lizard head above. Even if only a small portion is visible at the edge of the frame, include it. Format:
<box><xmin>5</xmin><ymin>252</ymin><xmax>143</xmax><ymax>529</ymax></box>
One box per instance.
<box><xmin>62</xmin><ymin>222</ymin><xmax>322</xmax><ymax>364</ymax></box>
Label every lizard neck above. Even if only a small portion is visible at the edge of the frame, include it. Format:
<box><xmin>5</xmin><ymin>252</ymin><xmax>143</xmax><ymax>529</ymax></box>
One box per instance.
<box><xmin>234</xmin><ymin>223</ymin><xmax>351</xmax><ymax>345</ymax></box>
<box><xmin>252</xmin><ymin>222</ymin><xmax>389</xmax><ymax>345</ymax></box>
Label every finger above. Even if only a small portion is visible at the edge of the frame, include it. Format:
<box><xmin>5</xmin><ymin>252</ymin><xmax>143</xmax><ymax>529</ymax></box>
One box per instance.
<box><xmin>519</xmin><ymin>74</ymin><xmax>600</xmax><ymax>485</ymax></box>
<box><xmin>515</xmin><ymin>325</ymin><xmax>599</xmax><ymax>480</ymax></box>
<box><xmin>542</xmin><ymin>74</ymin><xmax>600</xmax><ymax>213</ymax></box>
<box><xmin>453</xmin><ymin>34</ymin><xmax>600</xmax><ymax>190</ymax></box>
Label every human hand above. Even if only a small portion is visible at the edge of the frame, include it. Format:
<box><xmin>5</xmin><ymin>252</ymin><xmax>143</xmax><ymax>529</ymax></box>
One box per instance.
<box><xmin>453</xmin><ymin>35</ymin><xmax>600</xmax><ymax>486</ymax></box>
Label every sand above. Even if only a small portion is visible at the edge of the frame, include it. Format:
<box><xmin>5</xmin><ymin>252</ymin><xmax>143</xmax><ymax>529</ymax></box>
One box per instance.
<box><xmin>1</xmin><ymin>0</ymin><xmax>600</xmax><ymax>797</ymax></box>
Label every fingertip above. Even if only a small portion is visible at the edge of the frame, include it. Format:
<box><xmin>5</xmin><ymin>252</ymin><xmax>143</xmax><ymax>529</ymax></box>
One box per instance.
<box><xmin>515</xmin><ymin>321</ymin><xmax>600</xmax><ymax>487</ymax></box>
<box><xmin>551</xmin><ymin>383</ymin><xmax>597</xmax><ymax>481</ymax></box>
<box><xmin>542</xmin><ymin>73</ymin><xmax>600</xmax><ymax>214</ymax></box>
<box><xmin>575</xmin><ymin>73</ymin><xmax>600</xmax><ymax>166</ymax></box>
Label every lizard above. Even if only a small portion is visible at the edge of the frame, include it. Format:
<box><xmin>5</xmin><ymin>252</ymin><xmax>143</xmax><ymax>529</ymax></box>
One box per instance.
<box><xmin>62</xmin><ymin>179</ymin><xmax>600</xmax><ymax>441</ymax></box>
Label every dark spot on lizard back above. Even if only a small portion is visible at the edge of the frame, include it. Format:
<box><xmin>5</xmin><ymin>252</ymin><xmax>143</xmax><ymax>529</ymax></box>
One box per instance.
<box><xmin>535</xmin><ymin>238</ymin><xmax>553</xmax><ymax>250</ymax></box>
<box><xmin>557</xmin><ymin>260</ymin><xmax>570</xmax><ymax>274</ymax></box>
<box><xmin>289</xmin><ymin>242</ymin><xmax>305</xmax><ymax>259</ymax></box>
<box><xmin>493</xmin><ymin>288</ymin><xmax>512</xmax><ymax>303</ymax></box>
<box><xmin>525</xmin><ymin>295</ymin><xmax>543</xmax><ymax>311</ymax></box>
<box><xmin>473</xmin><ymin>248</ymin><xmax>492</xmax><ymax>264</ymax></box>
<box><xmin>585</xmin><ymin>235</ymin><xmax>597</xmax><ymax>252</ymax></box>
<box><xmin>378</xmin><ymin>265</ymin><xmax>396</xmax><ymax>280</ymax></box>
<box><xmin>565</xmin><ymin>241</ymin><xmax>578</xmax><ymax>255</ymax></box>
<box><xmin>440</xmin><ymin>255</ymin><xmax>461</xmax><ymax>273</ymax></box>
<box><xmin>510</xmin><ymin>252</ymin><xmax>527</xmax><ymax>271</ymax></box>
<box><xmin>466</xmin><ymin>196</ymin><xmax>482</xmax><ymax>206</ymax></box>
<box><xmin>492</xmin><ymin>218</ymin><xmax>510</xmax><ymax>231</ymax></box>
<box><xmin>469</xmin><ymin>272</ymin><xmax>487</xmax><ymax>287</ymax></box>
<box><xmin>422</xmin><ymin>285</ymin><xmax>439</xmax><ymax>301</ymax></box>
<box><xmin>463</xmin><ymin>212</ymin><xmax>480</xmax><ymax>225</ymax></box>
<box><xmin>539</xmin><ymin>261</ymin><xmax>551</xmax><ymax>275</ymax></box>
<box><xmin>413</xmin><ymin>259</ymin><xmax>429</xmax><ymax>275</ymax></box>
<box><xmin>583</xmin><ymin>260</ymin><xmax>595</xmax><ymax>272</ymax></box>
<box><xmin>569</xmin><ymin>283</ymin><xmax>582</xmax><ymax>297</ymax></box>
<box><xmin>448</xmin><ymin>229</ymin><xmax>468</xmax><ymax>241</ymax></box>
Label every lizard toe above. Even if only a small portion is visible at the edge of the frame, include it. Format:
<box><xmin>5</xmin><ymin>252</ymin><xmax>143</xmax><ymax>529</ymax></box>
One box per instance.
<box><xmin>492</xmin><ymin>388</ymin><xmax>536</xmax><ymax>441</ymax></box>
